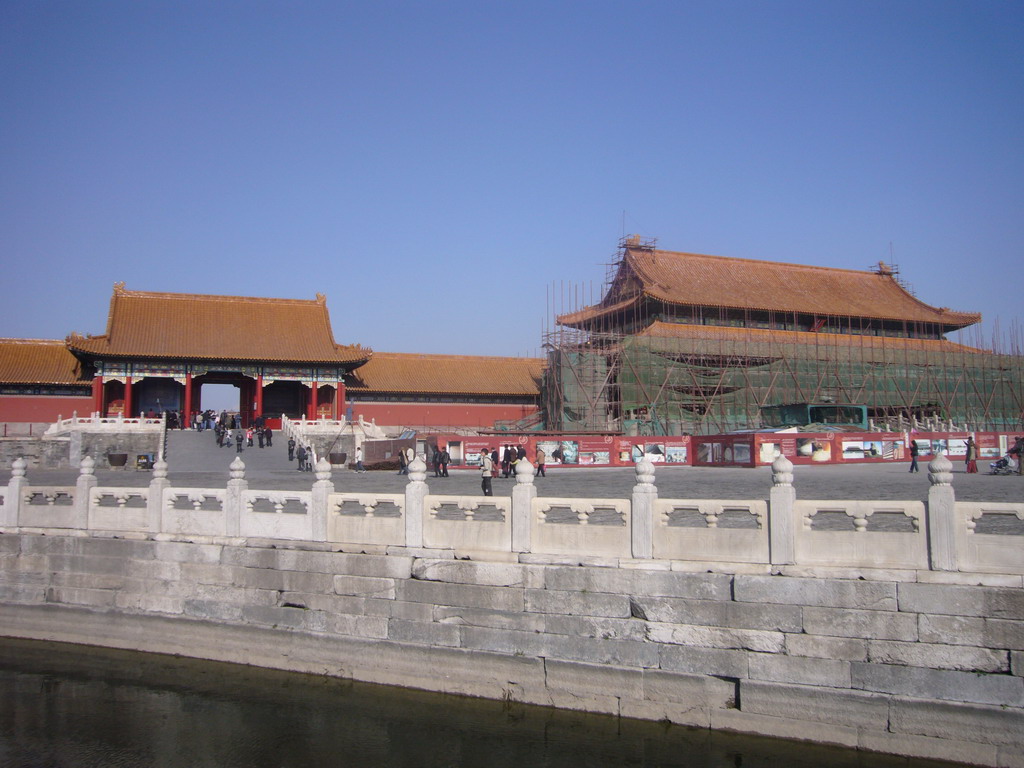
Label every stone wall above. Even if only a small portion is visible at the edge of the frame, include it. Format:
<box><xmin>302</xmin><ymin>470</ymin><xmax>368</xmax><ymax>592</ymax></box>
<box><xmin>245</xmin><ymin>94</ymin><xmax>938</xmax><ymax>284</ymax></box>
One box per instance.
<box><xmin>0</xmin><ymin>437</ymin><xmax>70</xmax><ymax>468</ymax></box>
<box><xmin>0</xmin><ymin>432</ymin><xmax>162</xmax><ymax>469</ymax></box>
<box><xmin>74</xmin><ymin>431</ymin><xmax>163</xmax><ymax>468</ymax></box>
<box><xmin>1</xmin><ymin>533</ymin><xmax>1020</xmax><ymax>767</ymax></box>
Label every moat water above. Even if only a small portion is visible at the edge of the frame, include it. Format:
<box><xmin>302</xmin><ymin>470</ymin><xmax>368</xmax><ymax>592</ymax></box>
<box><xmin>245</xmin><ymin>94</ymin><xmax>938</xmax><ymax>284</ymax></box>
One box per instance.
<box><xmin>0</xmin><ymin>638</ymin><xmax>959</xmax><ymax>768</ymax></box>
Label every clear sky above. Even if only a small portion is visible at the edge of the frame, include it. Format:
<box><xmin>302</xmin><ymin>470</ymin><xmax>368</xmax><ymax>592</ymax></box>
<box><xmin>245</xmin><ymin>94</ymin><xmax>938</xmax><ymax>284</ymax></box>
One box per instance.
<box><xmin>2</xmin><ymin>0</ymin><xmax>1022</xmax><ymax>359</ymax></box>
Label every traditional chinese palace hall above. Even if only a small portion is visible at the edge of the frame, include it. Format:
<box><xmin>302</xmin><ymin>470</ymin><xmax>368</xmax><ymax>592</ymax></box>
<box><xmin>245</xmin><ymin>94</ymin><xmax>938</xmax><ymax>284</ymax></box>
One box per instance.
<box><xmin>0</xmin><ymin>284</ymin><xmax>543</xmax><ymax>430</ymax></box>
<box><xmin>546</xmin><ymin>238</ymin><xmax>1023</xmax><ymax>434</ymax></box>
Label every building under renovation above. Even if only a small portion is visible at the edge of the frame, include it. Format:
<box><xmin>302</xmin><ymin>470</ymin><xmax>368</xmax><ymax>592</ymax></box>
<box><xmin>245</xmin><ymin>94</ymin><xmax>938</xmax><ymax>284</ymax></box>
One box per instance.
<box><xmin>545</xmin><ymin>237</ymin><xmax>1024</xmax><ymax>435</ymax></box>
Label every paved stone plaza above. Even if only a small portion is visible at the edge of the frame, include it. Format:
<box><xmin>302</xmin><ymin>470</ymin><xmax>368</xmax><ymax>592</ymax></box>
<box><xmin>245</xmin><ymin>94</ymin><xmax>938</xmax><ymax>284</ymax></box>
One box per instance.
<box><xmin>3</xmin><ymin>430</ymin><xmax>1020</xmax><ymax>503</ymax></box>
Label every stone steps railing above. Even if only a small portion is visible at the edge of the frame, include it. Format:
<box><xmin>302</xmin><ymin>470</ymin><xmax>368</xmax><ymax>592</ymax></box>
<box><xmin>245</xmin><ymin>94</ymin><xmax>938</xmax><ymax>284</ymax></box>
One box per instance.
<box><xmin>44</xmin><ymin>413</ymin><xmax>167</xmax><ymax>436</ymax></box>
<box><xmin>1</xmin><ymin>455</ymin><xmax>1021</xmax><ymax>575</ymax></box>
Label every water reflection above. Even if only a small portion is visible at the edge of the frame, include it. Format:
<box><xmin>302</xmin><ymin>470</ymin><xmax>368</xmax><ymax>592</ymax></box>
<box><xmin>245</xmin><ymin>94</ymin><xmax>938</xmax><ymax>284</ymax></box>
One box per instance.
<box><xmin>0</xmin><ymin>638</ymin><xmax>957</xmax><ymax>768</ymax></box>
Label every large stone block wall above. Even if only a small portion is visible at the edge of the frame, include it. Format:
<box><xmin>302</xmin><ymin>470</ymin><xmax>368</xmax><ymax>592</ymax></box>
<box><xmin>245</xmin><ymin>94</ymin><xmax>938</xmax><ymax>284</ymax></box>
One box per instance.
<box><xmin>0</xmin><ymin>432</ymin><xmax>162</xmax><ymax>469</ymax></box>
<box><xmin>75</xmin><ymin>431</ymin><xmax>162</xmax><ymax>468</ymax></box>
<box><xmin>0</xmin><ymin>437</ymin><xmax>70</xmax><ymax>468</ymax></box>
<box><xmin>0</xmin><ymin>533</ymin><xmax>1021</xmax><ymax>767</ymax></box>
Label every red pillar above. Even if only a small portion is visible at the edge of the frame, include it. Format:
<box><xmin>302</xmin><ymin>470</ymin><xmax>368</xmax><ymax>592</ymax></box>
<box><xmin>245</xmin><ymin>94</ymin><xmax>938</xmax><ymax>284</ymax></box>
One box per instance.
<box><xmin>124</xmin><ymin>376</ymin><xmax>134</xmax><ymax>418</ymax></box>
<box><xmin>256</xmin><ymin>374</ymin><xmax>264</xmax><ymax>418</ymax></box>
<box><xmin>92</xmin><ymin>375</ymin><xmax>104</xmax><ymax>416</ymax></box>
<box><xmin>310</xmin><ymin>380</ymin><xmax>319</xmax><ymax>419</ymax></box>
<box><xmin>336</xmin><ymin>382</ymin><xmax>345</xmax><ymax>420</ymax></box>
<box><xmin>184</xmin><ymin>372</ymin><xmax>193</xmax><ymax>426</ymax></box>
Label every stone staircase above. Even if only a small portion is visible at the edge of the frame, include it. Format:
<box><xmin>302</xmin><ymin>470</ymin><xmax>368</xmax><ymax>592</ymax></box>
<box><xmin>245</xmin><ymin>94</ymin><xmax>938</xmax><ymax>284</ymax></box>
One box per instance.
<box><xmin>164</xmin><ymin>429</ymin><xmax>288</xmax><ymax>474</ymax></box>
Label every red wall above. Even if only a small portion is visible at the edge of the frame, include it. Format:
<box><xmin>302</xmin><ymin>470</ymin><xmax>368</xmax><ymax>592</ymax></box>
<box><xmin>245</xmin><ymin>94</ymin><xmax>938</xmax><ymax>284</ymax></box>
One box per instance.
<box><xmin>0</xmin><ymin>395</ymin><xmax>93</xmax><ymax>423</ymax></box>
<box><xmin>424</xmin><ymin>434</ymin><xmax>694</xmax><ymax>468</ymax></box>
<box><xmin>691</xmin><ymin>430</ymin><xmax>1023</xmax><ymax>468</ymax></box>
<box><xmin>350</xmin><ymin>402</ymin><xmax>539</xmax><ymax>430</ymax></box>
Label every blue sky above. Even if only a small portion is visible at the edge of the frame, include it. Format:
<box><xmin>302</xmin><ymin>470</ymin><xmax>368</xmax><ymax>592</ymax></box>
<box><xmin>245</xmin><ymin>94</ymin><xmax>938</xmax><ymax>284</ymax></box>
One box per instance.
<box><xmin>2</xmin><ymin>0</ymin><xmax>1022</xmax><ymax>359</ymax></box>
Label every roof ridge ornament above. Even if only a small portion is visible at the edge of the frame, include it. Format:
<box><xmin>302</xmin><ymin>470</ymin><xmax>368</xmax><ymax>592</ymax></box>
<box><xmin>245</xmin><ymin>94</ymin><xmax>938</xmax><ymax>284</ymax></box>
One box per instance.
<box><xmin>113</xmin><ymin>281</ymin><xmax>127</xmax><ymax>294</ymax></box>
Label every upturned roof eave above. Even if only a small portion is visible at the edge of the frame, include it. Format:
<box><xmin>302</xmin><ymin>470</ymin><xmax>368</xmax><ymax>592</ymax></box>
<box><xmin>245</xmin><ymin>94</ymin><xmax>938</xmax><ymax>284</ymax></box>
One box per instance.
<box><xmin>347</xmin><ymin>387</ymin><xmax>541</xmax><ymax>397</ymax></box>
<box><xmin>643</xmin><ymin>290</ymin><xmax>981</xmax><ymax>330</ymax></box>
<box><xmin>65</xmin><ymin>340</ymin><xmax>372</xmax><ymax>368</ymax></box>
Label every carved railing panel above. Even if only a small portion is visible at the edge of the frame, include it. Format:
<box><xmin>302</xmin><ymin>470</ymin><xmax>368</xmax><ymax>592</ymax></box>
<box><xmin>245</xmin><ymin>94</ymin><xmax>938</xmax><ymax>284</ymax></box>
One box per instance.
<box><xmin>163</xmin><ymin>489</ymin><xmax>226</xmax><ymax>536</ymax></box>
<box><xmin>655</xmin><ymin>499</ymin><xmax>768</xmax><ymax>563</ymax></box>
<box><xmin>424</xmin><ymin>495</ymin><xmax>510</xmax><ymax>552</ymax></box>
<box><xmin>242</xmin><ymin>491</ymin><xmax>312</xmax><ymax>539</ymax></box>
<box><xmin>531</xmin><ymin>497</ymin><xmax>630</xmax><ymax>558</ymax></box>
<box><xmin>90</xmin><ymin>487</ymin><xmax>150</xmax><ymax>531</ymax></box>
<box><xmin>794</xmin><ymin>500</ymin><xmax>927</xmax><ymax>569</ymax></box>
<box><xmin>19</xmin><ymin>486</ymin><xmax>77</xmax><ymax>528</ymax></box>
<box><xmin>956</xmin><ymin>502</ymin><xmax>1024</xmax><ymax>574</ymax></box>
<box><xmin>327</xmin><ymin>492</ymin><xmax>404</xmax><ymax>547</ymax></box>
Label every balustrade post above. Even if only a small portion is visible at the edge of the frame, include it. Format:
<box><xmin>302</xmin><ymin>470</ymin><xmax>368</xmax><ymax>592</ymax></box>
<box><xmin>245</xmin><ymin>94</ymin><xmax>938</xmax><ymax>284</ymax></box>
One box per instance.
<box><xmin>225</xmin><ymin>457</ymin><xmax>247</xmax><ymax>537</ymax></box>
<box><xmin>3</xmin><ymin>457</ymin><xmax>28</xmax><ymax>527</ymax></box>
<box><xmin>405</xmin><ymin>456</ymin><xmax>427</xmax><ymax>548</ymax></box>
<box><xmin>769</xmin><ymin>455</ymin><xmax>796</xmax><ymax>565</ymax></box>
<box><xmin>74</xmin><ymin>456</ymin><xmax>97</xmax><ymax>529</ymax></box>
<box><xmin>631</xmin><ymin>458</ymin><xmax>656</xmax><ymax>559</ymax></box>
<box><xmin>68</xmin><ymin>429</ymin><xmax>84</xmax><ymax>467</ymax></box>
<box><xmin>147</xmin><ymin>459</ymin><xmax>170</xmax><ymax>533</ymax></box>
<box><xmin>926</xmin><ymin>454</ymin><xmax>957</xmax><ymax>571</ymax></box>
<box><xmin>511</xmin><ymin>458</ymin><xmax>536</xmax><ymax>554</ymax></box>
<box><xmin>311</xmin><ymin>458</ymin><xmax>333</xmax><ymax>543</ymax></box>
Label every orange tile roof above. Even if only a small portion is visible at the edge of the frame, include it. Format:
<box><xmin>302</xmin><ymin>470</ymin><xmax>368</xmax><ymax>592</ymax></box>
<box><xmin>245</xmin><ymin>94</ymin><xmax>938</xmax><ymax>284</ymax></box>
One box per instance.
<box><xmin>559</xmin><ymin>247</ymin><xmax>981</xmax><ymax>329</ymax></box>
<box><xmin>635</xmin><ymin>321</ymin><xmax>988</xmax><ymax>354</ymax></box>
<box><xmin>348</xmin><ymin>352</ymin><xmax>544</xmax><ymax>396</ymax></box>
<box><xmin>67</xmin><ymin>284</ymin><xmax>371</xmax><ymax>365</ymax></box>
<box><xmin>0</xmin><ymin>339</ymin><xmax>87</xmax><ymax>385</ymax></box>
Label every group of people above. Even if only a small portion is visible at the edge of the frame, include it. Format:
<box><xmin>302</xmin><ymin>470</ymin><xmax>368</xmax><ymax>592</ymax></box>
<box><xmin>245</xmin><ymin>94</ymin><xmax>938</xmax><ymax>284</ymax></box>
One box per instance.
<box><xmin>909</xmin><ymin>435</ymin><xmax>1024</xmax><ymax>475</ymax></box>
<box><xmin>478</xmin><ymin>445</ymin><xmax>547</xmax><ymax>496</ymax></box>
<box><xmin>495</xmin><ymin>444</ymin><xmax>547</xmax><ymax>478</ymax></box>
<box><xmin>164</xmin><ymin>409</ymin><xmax>242</xmax><ymax>431</ymax></box>
<box><xmin>141</xmin><ymin>409</ymin><xmax>199</xmax><ymax>430</ymax></box>
<box><xmin>430</xmin><ymin>446</ymin><xmax>451</xmax><ymax>477</ymax></box>
<box><xmin>287</xmin><ymin>438</ymin><xmax>316</xmax><ymax>471</ymax></box>
<box><xmin>212</xmin><ymin>414</ymin><xmax>273</xmax><ymax>453</ymax></box>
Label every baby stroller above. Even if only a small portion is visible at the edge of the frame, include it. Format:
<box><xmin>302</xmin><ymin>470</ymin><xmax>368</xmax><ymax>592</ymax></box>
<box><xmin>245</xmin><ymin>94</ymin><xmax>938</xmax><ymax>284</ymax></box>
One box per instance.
<box><xmin>988</xmin><ymin>455</ymin><xmax>1018</xmax><ymax>475</ymax></box>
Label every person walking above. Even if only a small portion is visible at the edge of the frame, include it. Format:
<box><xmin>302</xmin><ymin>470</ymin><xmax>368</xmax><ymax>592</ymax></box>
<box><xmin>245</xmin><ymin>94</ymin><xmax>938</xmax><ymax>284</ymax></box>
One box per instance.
<box><xmin>1009</xmin><ymin>436</ymin><xmax>1024</xmax><ymax>475</ymax></box>
<box><xmin>535</xmin><ymin>447</ymin><xmax>546</xmax><ymax>477</ymax></box>
<box><xmin>908</xmin><ymin>440</ymin><xmax>920</xmax><ymax>473</ymax></box>
<box><xmin>431</xmin><ymin>447</ymin><xmax>442</xmax><ymax>477</ymax></box>
<box><xmin>257</xmin><ymin>428</ymin><xmax>264</xmax><ymax>449</ymax></box>
<box><xmin>264</xmin><ymin>427</ymin><xmax>273</xmax><ymax>447</ymax></box>
<box><xmin>355</xmin><ymin>445</ymin><xmax>366</xmax><ymax>473</ymax></box>
<box><xmin>965</xmin><ymin>436</ymin><xmax>978</xmax><ymax>474</ymax></box>
<box><xmin>235</xmin><ymin>430</ymin><xmax>244</xmax><ymax>453</ymax></box>
<box><xmin>296</xmin><ymin>444</ymin><xmax>306</xmax><ymax>471</ymax></box>
<box><xmin>440</xmin><ymin>446</ymin><xmax>450</xmax><ymax>478</ymax></box>
<box><xmin>480</xmin><ymin>448</ymin><xmax>494</xmax><ymax>496</ymax></box>
<box><xmin>287</xmin><ymin>438</ymin><xmax>296</xmax><ymax>462</ymax></box>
